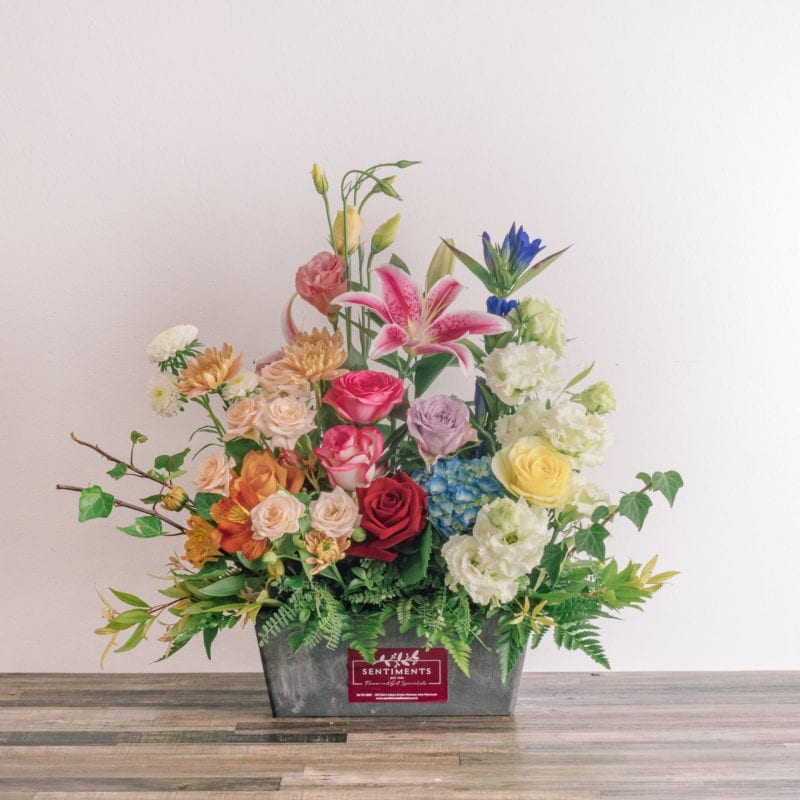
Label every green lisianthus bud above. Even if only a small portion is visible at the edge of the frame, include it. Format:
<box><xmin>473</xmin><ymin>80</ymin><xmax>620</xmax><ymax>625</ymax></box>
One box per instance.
<box><xmin>351</xmin><ymin>526</ymin><xmax>367</xmax><ymax>543</ymax></box>
<box><xmin>370</xmin><ymin>214</ymin><xmax>401</xmax><ymax>254</ymax></box>
<box><xmin>573</xmin><ymin>381</ymin><xmax>616</xmax><ymax>414</ymax></box>
<box><xmin>161</xmin><ymin>485</ymin><xmax>188</xmax><ymax>512</ymax></box>
<box><xmin>311</xmin><ymin>163</ymin><xmax>328</xmax><ymax>194</ymax></box>
<box><xmin>424</xmin><ymin>239</ymin><xmax>455</xmax><ymax>292</ymax></box>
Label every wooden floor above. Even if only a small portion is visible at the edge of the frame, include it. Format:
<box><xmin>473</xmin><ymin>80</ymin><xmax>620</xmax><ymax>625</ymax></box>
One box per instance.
<box><xmin>0</xmin><ymin>672</ymin><xmax>798</xmax><ymax>799</ymax></box>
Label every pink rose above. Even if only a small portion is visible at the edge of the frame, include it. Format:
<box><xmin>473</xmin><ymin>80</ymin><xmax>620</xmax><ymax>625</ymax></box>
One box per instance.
<box><xmin>406</xmin><ymin>395</ymin><xmax>478</xmax><ymax>465</ymax></box>
<box><xmin>295</xmin><ymin>252</ymin><xmax>347</xmax><ymax>315</ymax></box>
<box><xmin>313</xmin><ymin>425</ymin><xmax>384</xmax><ymax>491</ymax></box>
<box><xmin>322</xmin><ymin>370</ymin><xmax>405</xmax><ymax>424</ymax></box>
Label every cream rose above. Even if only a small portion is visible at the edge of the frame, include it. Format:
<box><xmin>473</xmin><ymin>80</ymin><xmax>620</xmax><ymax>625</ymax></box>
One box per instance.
<box><xmin>193</xmin><ymin>452</ymin><xmax>234</xmax><ymax>495</ymax></box>
<box><xmin>492</xmin><ymin>436</ymin><xmax>573</xmax><ymax>507</ymax></box>
<box><xmin>224</xmin><ymin>396</ymin><xmax>265</xmax><ymax>440</ymax></box>
<box><xmin>258</xmin><ymin>395</ymin><xmax>316</xmax><ymax>449</ymax></box>
<box><xmin>309</xmin><ymin>487</ymin><xmax>360</xmax><ymax>538</ymax></box>
<box><xmin>250</xmin><ymin>491</ymin><xmax>306</xmax><ymax>541</ymax></box>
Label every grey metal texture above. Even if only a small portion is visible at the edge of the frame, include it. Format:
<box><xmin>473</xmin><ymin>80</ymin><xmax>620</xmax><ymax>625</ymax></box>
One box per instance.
<box><xmin>256</xmin><ymin>615</ymin><xmax>525</xmax><ymax>717</ymax></box>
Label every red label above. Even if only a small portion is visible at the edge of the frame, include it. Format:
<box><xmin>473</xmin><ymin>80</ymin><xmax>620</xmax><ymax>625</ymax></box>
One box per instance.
<box><xmin>348</xmin><ymin>647</ymin><xmax>448</xmax><ymax>703</ymax></box>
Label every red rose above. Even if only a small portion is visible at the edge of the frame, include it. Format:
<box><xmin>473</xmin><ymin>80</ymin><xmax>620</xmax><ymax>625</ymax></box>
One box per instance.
<box><xmin>350</xmin><ymin>471</ymin><xmax>427</xmax><ymax>562</ymax></box>
<box><xmin>322</xmin><ymin>370</ymin><xmax>405</xmax><ymax>424</ymax></box>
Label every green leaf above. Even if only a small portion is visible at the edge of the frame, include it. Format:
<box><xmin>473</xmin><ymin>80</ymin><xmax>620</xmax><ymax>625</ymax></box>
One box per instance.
<box><xmin>114</xmin><ymin>619</ymin><xmax>153</xmax><ymax>653</ymax></box>
<box><xmin>413</xmin><ymin>353</ymin><xmax>455</xmax><ymax>396</ymax></box>
<box><xmin>575</xmin><ymin>523</ymin><xmax>609</xmax><ymax>560</ymax></box>
<box><xmin>78</xmin><ymin>486</ymin><xmax>114</xmax><ymax>522</ymax></box>
<box><xmin>512</xmin><ymin>245</ymin><xmax>572</xmax><ymax>291</ymax></box>
<box><xmin>343</xmin><ymin>347</ymin><xmax>369</xmax><ymax>371</ymax></box>
<box><xmin>398</xmin><ymin>525</ymin><xmax>433</xmax><ymax>587</ymax></box>
<box><xmin>635</xmin><ymin>472</ymin><xmax>652</xmax><ymax>485</ymax></box>
<box><xmin>106</xmin><ymin>462</ymin><xmax>127</xmax><ymax>480</ymax></box>
<box><xmin>388</xmin><ymin>253</ymin><xmax>410</xmax><ymax>274</ymax></box>
<box><xmin>198</xmin><ymin>575</ymin><xmax>247</xmax><ymax>598</ymax></box>
<box><xmin>652</xmin><ymin>470</ymin><xmax>684</xmax><ymax>507</ymax></box>
<box><xmin>116</xmin><ymin>515</ymin><xmax>164</xmax><ymax>538</ymax></box>
<box><xmin>591</xmin><ymin>505</ymin><xmax>610</xmax><ymax>523</ymax></box>
<box><xmin>194</xmin><ymin>493</ymin><xmax>223</xmax><ymax>522</ymax></box>
<box><xmin>139</xmin><ymin>493</ymin><xmax>163</xmax><ymax>505</ymax></box>
<box><xmin>154</xmin><ymin>448</ymin><xmax>190</xmax><ymax>473</ymax></box>
<box><xmin>109</xmin><ymin>588</ymin><xmax>150</xmax><ymax>608</ymax></box>
<box><xmin>540</xmin><ymin>542</ymin><xmax>566</xmax><ymax>583</ymax></box>
<box><xmin>104</xmin><ymin>608</ymin><xmax>152</xmax><ymax>631</ymax></box>
<box><xmin>443</xmin><ymin>240</ymin><xmax>493</xmax><ymax>290</ymax></box>
<box><xmin>619</xmin><ymin>492</ymin><xmax>653</xmax><ymax>531</ymax></box>
<box><xmin>203</xmin><ymin>626</ymin><xmax>219</xmax><ymax>659</ymax></box>
<box><xmin>130</xmin><ymin>430</ymin><xmax>148</xmax><ymax>444</ymax></box>
<box><xmin>224</xmin><ymin>438</ymin><xmax>262</xmax><ymax>471</ymax></box>
<box><xmin>563</xmin><ymin>362</ymin><xmax>595</xmax><ymax>393</ymax></box>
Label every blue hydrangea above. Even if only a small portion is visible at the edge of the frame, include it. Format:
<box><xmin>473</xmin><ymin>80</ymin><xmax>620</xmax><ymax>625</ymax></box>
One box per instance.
<box><xmin>412</xmin><ymin>456</ymin><xmax>506</xmax><ymax>539</ymax></box>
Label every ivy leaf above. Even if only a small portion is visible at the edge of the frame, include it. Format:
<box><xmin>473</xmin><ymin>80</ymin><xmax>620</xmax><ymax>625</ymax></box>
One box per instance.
<box><xmin>154</xmin><ymin>448</ymin><xmax>190</xmax><ymax>473</ymax></box>
<box><xmin>575</xmin><ymin>523</ymin><xmax>609</xmax><ymax>560</ymax></box>
<box><xmin>109</xmin><ymin>588</ymin><xmax>150</xmax><ymax>608</ymax></box>
<box><xmin>224</xmin><ymin>439</ymin><xmax>262</xmax><ymax>471</ymax></box>
<box><xmin>635</xmin><ymin>472</ymin><xmax>652</xmax><ymax>485</ymax></box>
<box><xmin>591</xmin><ymin>505</ymin><xmax>610</xmax><ymax>524</ymax></box>
<box><xmin>194</xmin><ymin>492</ymin><xmax>223</xmax><ymax>522</ymax></box>
<box><xmin>398</xmin><ymin>525</ymin><xmax>433</xmax><ymax>587</ymax></box>
<box><xmin>540</xmin><ymin>542</ymin><xmax>566</xmax><ymax>583</ymax></box>
<box><xmin>106</xmin><ymin>462</ymin><xmax>127</xmax><ymax>480</ymax></box>
<box><xmin>619</xmin><ymin>492</ymin><xmax>653</xmax><ymax>531</ymax></box>
<box><xmin>78</xmin><ymin>486</ymin><xmax>114</xmax><ymax>522</ymax></box>
<box><xmin>414</xmin><ymin>353</ymin><xmax>455</xmax><ymax>396</ymax></box>
<box><xmin>116</xmin><ymin>515</ymin><xmax>164</xmax><ymax>538</ymax></box>
<box><xmin>130</xmin><ymin>430</ymin><xmax>148</xmax><ymax>444</ymax></box>
<box><xmin>652</xmin><ymin>470</ymin><xmax>684</xmax><ymax>507</ymax></box>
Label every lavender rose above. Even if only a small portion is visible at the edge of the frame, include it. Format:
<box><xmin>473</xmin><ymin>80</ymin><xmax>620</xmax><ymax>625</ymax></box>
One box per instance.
<box><xmin>406</xmin><ymin>395</ymin><xmax>478</xmax><ymax>466</ymax></box>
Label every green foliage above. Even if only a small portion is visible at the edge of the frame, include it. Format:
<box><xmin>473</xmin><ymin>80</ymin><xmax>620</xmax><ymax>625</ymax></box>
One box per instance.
<box><xmin>194</xmin><ymin>492</ymin><xmax>223</xmax><ymax>522</ymax></box>
<box><xmin>398</xmin><ymin>524</ymin><xmax>433</xmax><ymax>587</ymax></box>
<box><xmin>224</xmin><ymin>438</ymin><xmax>261</xmax><ymax>470</ymax></box>
<box><xmin>116</xmin><ymin>515</ymin><xmax>163</xmax><ymax>538</ymax></box>
<box><xmin>78</xmin><ymin>486</ymin><xmax>114</xmax><ymax>522</ymax></box>
<box><xmin>106</xmin><ymin>462</ymin><xmax>127</xmax><ymax>480</ymax></box>
<box><xmin>413</xmin><ymin>353</ymin><xmax>455</xmax><ymax>396</ymax></box>
<box><xmin>619</xmin><ymin>491</ymin><xmax>653</xmax><ymax>531</ymax></box>
<box><xmin>575</xmin><ymin>523</ymin><xmax>609</xmax><ymax>560</ymax></box>
<box><xmin>652</xmin><ymin>470</ymin><xmax>684</xmax><ymax>507</ymax></box>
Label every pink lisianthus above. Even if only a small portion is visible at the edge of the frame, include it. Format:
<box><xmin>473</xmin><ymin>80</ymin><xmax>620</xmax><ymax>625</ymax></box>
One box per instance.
<box><xmin>322</xmin><ymin>370</ymin><xmax>404</xmax><ymax>424</ymax></box>
<box><xmin>313</xmin><ymin>425</ymin><xmax>384</xmax><ymax>491</ymax></box>
<box><xmin>295</xmin><ymin>252</ymin><xmax>348</xmax><ymax>315</ymax></box>
<box><xmin>406</xmin><ymin>395</ymin><xmax>478</xmax><ymax>465</ymax></box>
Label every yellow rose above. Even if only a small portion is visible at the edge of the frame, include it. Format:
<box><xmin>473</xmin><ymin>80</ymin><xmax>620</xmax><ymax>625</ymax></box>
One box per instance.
<box><xmin>331</xmin><ymin>206</ymin><xmax>363</xmax><ymax>255</ymax></box>
<box><xmin>492</xmin><ymin>436</ymin><xmax>573</xmax><ymax>507</ymax></box>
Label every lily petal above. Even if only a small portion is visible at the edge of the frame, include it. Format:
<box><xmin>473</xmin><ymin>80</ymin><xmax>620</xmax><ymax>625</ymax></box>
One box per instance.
<box><xmin>375</xmin><ymin>265</ymin><xmax>423</xmax><ymax>327</ymax></box>
<box><xmin>369</xmin><ymin>323</ymin><xmax>410</xmax><ymax>360</ymax></box>
<box><xmin>415</xmin><ymin>341</ymin><xmax>474</xmax><ymax>375</ymax></box>
<box><xmin>336</xmin><ymin>290</ymin><xmax>391</xmax><ymax>323</ymax></box>
<box><xmin>427</xmin><ymin>310</ymin><xmax>511</xmax><ymax>342</ymax></box>
<box><xmin>422</xmin><ymin>275</ymin><xmax>463</xmax><ymax>324</ymax></box>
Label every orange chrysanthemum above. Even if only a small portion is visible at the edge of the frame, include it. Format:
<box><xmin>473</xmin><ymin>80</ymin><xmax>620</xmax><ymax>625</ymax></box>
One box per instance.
<box><xmin>279</xmin><ymin>328</ymin><xmax>347</xmax><ymax>384</ymax></box>
<box><xmin>183</xmin><ymin>515</ymin><xmax>222</xmax><ymax>568</ymax></box>
<box><xmin>178</xmin><ymin>343</ymin><xmax>243</xmax><ymax>398</ymax></box>
<box><xmin>305</xmin><ymin>531</ymin><xmax>350</xmax><ymax>575</ymax></box>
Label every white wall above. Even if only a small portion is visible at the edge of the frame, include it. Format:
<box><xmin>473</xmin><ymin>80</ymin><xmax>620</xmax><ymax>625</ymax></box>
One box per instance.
<box><xmin>2</xmin><ymin>0</ymin><xmax>798</xmax><ymax>673</ymax></box>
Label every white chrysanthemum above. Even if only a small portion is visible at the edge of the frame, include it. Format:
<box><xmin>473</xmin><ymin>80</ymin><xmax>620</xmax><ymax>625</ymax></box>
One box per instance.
<box><xmin>543</xmin><ymin>401</ymin><xmax>612</xmax><ymax>468</ymax></box>
<box><xmin>148</xmin><ymin>374</ymin><xmax>181</xmax><ymax>417</ymax></box>
<box><xmin>221</xmin><ymin>370</ymin><xmax>260</xmax><ymax>401</ymax></box>
<box><xmin>513</xmin><ymin>297</ymin><xmax>567</xmax><ymax>356</ymax></box>
<box><xmin>442</xmin><ymin>536</ymin><xmax>519</xmax><ymax>606</ymax></box>
<box><xmin>495</xmin><ymin>399</ymin><xmax>548</xmax><ymax>447</ymax></box>
<box><xmin>146</xmin><ymin>324</ymin><xmax>199</xmax><ymax>364</ymax></box>
<box><xmin>559</xmin><ymin>474</ymin><xmax>610</xmax><ymax>518</ymax></box>
<box><xmin>483</xmin><ymin>342</ymin><xmax>558</xmax><ymax>406</ymax></box>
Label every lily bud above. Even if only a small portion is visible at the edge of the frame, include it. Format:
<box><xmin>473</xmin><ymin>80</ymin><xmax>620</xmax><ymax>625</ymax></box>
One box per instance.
<box><xmin>370</xmin><ymin>214</ymin><xmax>401</xmax><ymax>254</ymax></box>
<box><xmin>425</xmin><ymin>239</ymin><xmax>455</xmax><ymax>292</ymax></box>
<box><xmin>331</xmin><ymin>206</ymin><xmax>363</xmax><ymax>256</ymax></box>
<box><xmin>161</xmin><ymin>486</ymin><xmax>188</xmax><ymax>512</ymax></box>
<box><xmin>311</xmin><ymin>163</ymin><xmax>328</xmax><ymax>195</ymax></box>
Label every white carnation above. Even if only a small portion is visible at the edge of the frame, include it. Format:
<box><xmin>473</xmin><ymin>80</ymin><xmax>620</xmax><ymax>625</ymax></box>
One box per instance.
<box><xmin>483</xmin><ymin>342</ymin><xmax>558</xmax><ymax>406</ymax></box>
<box><xmin>146</xmin><ymin>324</ymin><xmax>199</xmax><ymax>364</ymax></box>
<box><xmin>148</xmin><ymin>374</ymin><xmax>181</xmax><ymax>417</ymax></box>
<box><xmin>221</xmin><ymin>370</ymin><xmax>260</xmax><ymax>401</ymax></box>
<box><xmin>543</xmin><ymin>401</ymin><xmax>612</xmax><ymax>468</ymax></box>
<box><xmin>495</xmin><ymin>399</ymin><xmax>548</xmax><ymax>447</ymax></box>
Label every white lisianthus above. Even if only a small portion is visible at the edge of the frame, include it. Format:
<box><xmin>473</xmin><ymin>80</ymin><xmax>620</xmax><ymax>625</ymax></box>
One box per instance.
<box><xmin>146</xmin><ymin>324</ymin><xmax>199</xmax><ymax>364</ymax></box>
<box><xmin>559</xmin><ymin>473</ymin><xmax>610</xmax><ymax>518</ymax></box>
<box><xmin>543</xmin><ymin>401</ymin><xmax>612</xmax><ymax>468</ymax></box>
<box><xmin>250</xmin><ymin>491</ymin><xmax>306</xmax><ymax>541</ymax></box>
<box><xmin>511</xmin><ymin>297</ymin><xmax>567</xmax><ymax>356</ymax></box>
<box><xmin>309</xmin><ymin>487</ymin><xmax>360</xmax><ymax>538</ymax></box>
<box><xmin>147</xmin><ymin>374</ymin><xmax>181</xmax><ymax>417</ymax></box>
<box><xmin>221</xmin><ymin>370</ymin><xmax>260</xmax><ymax>401</ymax></box>
<box><xmin>482</xmin><ymin>342</ymin><xmax>558</xmax><ymax>406</ymax></box>
<box><xmin>495</xmin><ymin>399</ymin><xmax>548</xmax><ymax>447</ymax></box>
<box><xmin>442</xmin><ymin>498</ymin><xmax>549</xmax><ymax>606</ymax></box>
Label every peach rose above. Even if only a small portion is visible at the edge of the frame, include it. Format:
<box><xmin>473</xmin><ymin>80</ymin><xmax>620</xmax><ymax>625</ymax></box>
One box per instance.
<box><xmin>258</xmin><ymin>395</ymin><xmax>316</xmax><ymax>449</ymax></box>
<box><xmin>224</xmin><ymin>396</ymin><xmax>265</xmax><ymax>440</ymax></box>
<box><xmin>309</xmin><ymin>487</ymin><xmax>361</xmax><ymax>538</ymax></box>
<box><xmin>250</xmin><ymin>491</ymin><xmax>306</xmax><ymax>541</ymax></box>
<box><xmin>193</xmin><ymin>452</ymin><xmax>234</xmax><ymax>495</ymax></box>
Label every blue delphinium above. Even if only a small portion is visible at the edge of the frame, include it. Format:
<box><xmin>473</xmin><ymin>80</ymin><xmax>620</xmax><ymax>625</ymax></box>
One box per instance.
<box><xmin>482</xmin><ymin>224</ymin><xmax>545</xmax><ymax>277</ymax></box>
<box><xmin>412</xmin><ymin>456</ymin><xmax>506</xmax><ymax>539</ymax></box>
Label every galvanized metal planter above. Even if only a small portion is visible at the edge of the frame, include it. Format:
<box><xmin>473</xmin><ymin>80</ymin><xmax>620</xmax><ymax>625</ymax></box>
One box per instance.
<box><xmin>256</xmin><ymin>616</ymin><xmax>524</xmax><ymax>717</ymax></box>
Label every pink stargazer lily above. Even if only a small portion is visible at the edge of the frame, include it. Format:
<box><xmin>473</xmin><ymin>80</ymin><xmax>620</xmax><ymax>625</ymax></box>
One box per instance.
<box><xmin>337</xmin><ymin>265</ymin><xmax>511</xmax><ymax>373</ymax></box>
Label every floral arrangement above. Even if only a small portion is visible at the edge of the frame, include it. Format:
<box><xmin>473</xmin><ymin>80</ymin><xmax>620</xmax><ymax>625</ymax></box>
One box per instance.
<box><xmin>61</xmin><ymin>160</ymin><xmax>681</xmax><ymax>681</ymax></box>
